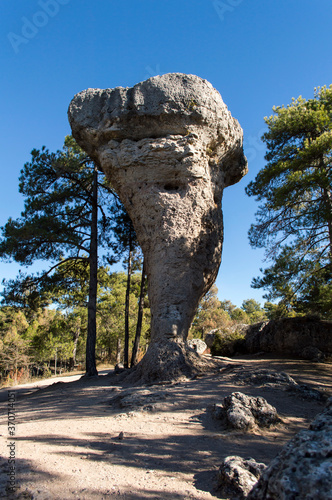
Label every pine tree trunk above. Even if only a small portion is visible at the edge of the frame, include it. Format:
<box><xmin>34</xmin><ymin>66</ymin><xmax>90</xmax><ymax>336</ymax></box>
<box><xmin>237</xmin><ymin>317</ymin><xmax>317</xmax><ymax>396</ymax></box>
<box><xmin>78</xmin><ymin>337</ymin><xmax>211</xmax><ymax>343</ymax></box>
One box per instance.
<box><xmin>70</xmin><ymin>324</ymin><xmax>80</xmax><ymax>370</ymax></box>
<box><xmin>324</xmin><ymin>187</ymin><xmax>332</xmax><ymax>260</ymax></box>
<box><xmin>73</xmin><ymin>331</ymin><xmax>79</xmax><ymax>366</ymax></box>
<box><xmin>86</xmin><ymin>166</ymin><xmax>98</xmax><ymax>376</ymax></box>
<box><xmin>54</xmin><ymin>348</ymin><xmax>57</xmax><ymax>376</ymax></box>
<box><xmin>131</xmin><ymin>259</ymin><xmax>146</xmax><ymax>367</ymax></box>
<box><xmin>116</xmin><ymin>337</ymin><xmax>122</xmax><ymax>365</ymax></box>
<box><xmin>124</xmin><ymin>233</ymin><xmax>133</xmax><ymax>369</ymax></box>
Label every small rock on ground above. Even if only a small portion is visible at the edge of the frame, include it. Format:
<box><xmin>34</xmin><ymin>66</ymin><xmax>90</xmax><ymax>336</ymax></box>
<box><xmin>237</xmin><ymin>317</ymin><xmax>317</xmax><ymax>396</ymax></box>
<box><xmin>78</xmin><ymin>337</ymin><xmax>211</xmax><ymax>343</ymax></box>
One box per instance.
<box><xmin>213</xmin><ymin>392</ymin><xmax>280</xmax><ymax>430</ymax></box>
<box><xmin>217</xmin><ymin>455</ymin><xmax>266</xmax><ymax>499</ymax></box>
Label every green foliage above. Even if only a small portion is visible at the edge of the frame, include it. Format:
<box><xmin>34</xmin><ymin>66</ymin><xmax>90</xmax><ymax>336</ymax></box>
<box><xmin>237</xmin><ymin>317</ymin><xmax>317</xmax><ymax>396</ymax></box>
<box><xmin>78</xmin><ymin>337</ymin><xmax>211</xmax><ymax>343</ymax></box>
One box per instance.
<box><xmin>0</xmin><ymin>307</ymin><xmax>30</xmax><ymax>384</ymax></box>
<box><xmin>190</xmin><ymin>285</ymin><xmax>231</xmax><ymax>338</ymax></box>
<box><xmin>192</xmin><ymin>288</ymin><xmax>270</xmax><ymax>343</ymax></box>
<box><xmin>229</xmin><ymin>307</ymin><xmax>249</xmax><ymax>323</ymax></box>
<box><xmin>263</xmin><ymin>301</ymin><xmax>295</xmax><ymax>320</ymax></box>
<box><xmin>97</xmin><ymin>271</ymin><xmax>150</xmax><ymax>363</ymax></box>
<box><xmin>246</xmin><ymin>85</ymin><xmax>332</xmax><ymax>317</ymax></box>
<box><xmin>241</xmin><ymin>298</ymin><xmax>267</xmax><ymax>323</ymax></box>
<box><xmin>0</xmin><ymin>136</ymin><xmax>115</xmax><ymax>308</ymax></box>
<box><xmin>107</xmin><ymin>200</ymin><xmax>141</xmax><ymax>367</ymax></box>
<box><xmin>0</xmin><ymin>266</ymin><xmax>151</xmax><ymax>385</ymax></box>
<box><xmin>0</xmin><ymin>136</ymin><xmax>146</xmax><ymax>379</ymax></box>
<box><xmin>33</xmin><ymin>310</ymin><xmax>73</xmax><ymax>358</ymax></box>
<box><xmin>210</xmin><ymin>330</ymin><xmax>246</xmax><ymax>357</ymax></box>
<box><xmin>0</xmin><ymin>136</ymin><xmax>124</xmax><ymax>376</ymax></box>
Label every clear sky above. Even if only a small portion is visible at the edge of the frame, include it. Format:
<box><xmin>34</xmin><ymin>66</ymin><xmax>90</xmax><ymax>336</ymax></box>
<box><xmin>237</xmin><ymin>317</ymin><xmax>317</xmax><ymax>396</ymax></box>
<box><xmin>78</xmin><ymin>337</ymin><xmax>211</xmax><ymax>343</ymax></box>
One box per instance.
<box><xmin>1</xmin><ymin>0</ymin><xmax>331</xmax><ymax>307</ymax></box>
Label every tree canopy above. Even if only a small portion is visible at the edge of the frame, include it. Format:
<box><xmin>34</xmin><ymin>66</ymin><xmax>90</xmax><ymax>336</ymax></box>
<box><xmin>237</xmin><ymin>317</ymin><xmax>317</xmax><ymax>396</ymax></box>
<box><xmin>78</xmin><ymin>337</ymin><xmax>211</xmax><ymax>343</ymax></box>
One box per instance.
<box><xmin>0</xmin><ymin>136</ymin><xmax>115</xmax><ymax>293</ymax></box>
<box><xmin>0</xmin><ymin>269</ymin><xmax>151</xmax><ymax>385</ymax></box>
<box><xmin>246</xmin><ymin>85</ymin><xmax>332</xmax><ymax>316</ymax></box>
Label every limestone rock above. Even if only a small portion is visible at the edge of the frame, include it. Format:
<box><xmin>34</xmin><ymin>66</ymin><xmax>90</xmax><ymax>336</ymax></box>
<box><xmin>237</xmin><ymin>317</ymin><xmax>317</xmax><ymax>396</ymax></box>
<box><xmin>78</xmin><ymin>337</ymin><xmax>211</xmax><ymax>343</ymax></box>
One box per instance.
<box><xmin>187</xmin><ymin>338</ymin><xmax>207</xmax><ymax>354</ymax></box>
<box><xmin>247</xmin><ymin>398</ymin><xmax>332</xmax><ymax>499</ymax></box>
<box><xmin>217</xmin><ymin>456</ymin><xmax>266</xmax><ymax>499</ymax></box>
<box><xmin>243</xmin><ymin>317</ymin><xmax>332</xmax><ymax>360</ymax></box>
<box><xmin>234</xmin><ymin>369</ymin><xmax>298</xmax><ymax>388</ymax></box>
<box><xmin>109</xmin><ymin>387</ymin><xmax>167</xmax><ymax>411</ymax></box>
<box><xmin>300</xmin><ymin>346</ymin><xmax>325</xmax><ymax>361</ymax></box>
<box><xmin>213</xmin><ymin>392</ymin><xmax>280</xmax><ymax>430</ymax></box>
<box><xmin>68</xmin><ymin>73</ymin><xmax>247</xmax><ymax>380</ymax></box>
<box><xmin>288</xmin><ymin>384</ymin><xmax>327</xmax><ymax>401</ymax></box>
<box><xmin>230</xmin><ymin>368</ymin><xmax>327</xmax><ymax>401</ymax></box>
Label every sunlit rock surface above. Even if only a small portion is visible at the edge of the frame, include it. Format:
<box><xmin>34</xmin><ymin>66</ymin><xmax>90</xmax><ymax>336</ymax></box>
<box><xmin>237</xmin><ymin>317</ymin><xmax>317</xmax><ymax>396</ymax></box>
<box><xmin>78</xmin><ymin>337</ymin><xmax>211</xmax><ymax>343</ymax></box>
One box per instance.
<box><xmin>68</xmin><ymin>73</ymin><xmax>247</xmax><ymax>380</ymax></box>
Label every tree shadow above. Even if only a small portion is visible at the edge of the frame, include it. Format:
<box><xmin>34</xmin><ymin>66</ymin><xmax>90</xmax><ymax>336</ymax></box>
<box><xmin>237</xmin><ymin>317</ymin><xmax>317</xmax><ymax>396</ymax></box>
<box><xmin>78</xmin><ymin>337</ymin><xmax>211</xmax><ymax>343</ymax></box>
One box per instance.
<box><xmin>0</xmin><ymin>456</ymin><xmax>55</xmax><ymax>499</ymax></box>
<box><xmin>0</xmin><ymin>358</ymin><xmax>330</xmax><ymax>498</ymax></box>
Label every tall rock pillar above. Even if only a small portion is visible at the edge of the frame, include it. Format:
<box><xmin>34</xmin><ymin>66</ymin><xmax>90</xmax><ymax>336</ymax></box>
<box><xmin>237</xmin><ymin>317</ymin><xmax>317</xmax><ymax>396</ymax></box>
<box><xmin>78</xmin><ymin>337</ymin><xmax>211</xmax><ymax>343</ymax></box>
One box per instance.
<box><xmin>68</xmin><ymin>73</ymin><xmax>247</xmax><ymax>380</ymax></box>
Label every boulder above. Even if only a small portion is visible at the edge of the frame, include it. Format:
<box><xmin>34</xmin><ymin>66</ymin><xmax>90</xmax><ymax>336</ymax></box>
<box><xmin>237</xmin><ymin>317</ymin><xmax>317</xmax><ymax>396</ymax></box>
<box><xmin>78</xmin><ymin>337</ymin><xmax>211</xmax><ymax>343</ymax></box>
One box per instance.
<box><xmin>217</xmin><ymin>456</ymin><xmax>266</xmax><ymax>499</ymax></box>
<box><xmin>213</xmin><ymin>392</ymin><xmax>280</xmax><ymax>430</ymax></box>
<box><xmin>244</xmin><ymin>317</ymin><xmax>332</xmax><ymax>360</ymax></box>
<box><xmin>300</xmin><ymin>346</ymin><xmax>325</xmax><ymax>362</ymax></box>
<box><xmin>187</xmin><ymin>338</ymin><xmax>207</xmax><ymax>354</ymax></box>
<box><xmin>247</xmin><ymin>398</ymin><xmax>332</xmax><ymax>499</ymax></box>
<box><xmin>68</xmin><ymin>73</ymin><xmax>247</xmax><ymax>381</ymax></box>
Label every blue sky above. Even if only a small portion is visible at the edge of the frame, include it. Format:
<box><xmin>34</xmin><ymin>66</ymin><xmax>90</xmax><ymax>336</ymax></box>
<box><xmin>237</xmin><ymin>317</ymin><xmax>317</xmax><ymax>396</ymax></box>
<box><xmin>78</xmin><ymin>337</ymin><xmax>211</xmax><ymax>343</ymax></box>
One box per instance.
<box><xmin>1</xmin><ymin>0</ymin><xmax>331</xmax><ymax>307</ymax></box>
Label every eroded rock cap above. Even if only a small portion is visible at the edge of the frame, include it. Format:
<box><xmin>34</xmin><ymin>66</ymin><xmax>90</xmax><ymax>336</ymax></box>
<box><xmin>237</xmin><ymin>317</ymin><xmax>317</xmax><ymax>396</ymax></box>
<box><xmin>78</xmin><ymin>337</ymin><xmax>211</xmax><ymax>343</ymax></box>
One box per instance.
<box><xmin>68</xmin><ymin>73</ymin><xmax>247</xmax><ymax>187</ymax></box>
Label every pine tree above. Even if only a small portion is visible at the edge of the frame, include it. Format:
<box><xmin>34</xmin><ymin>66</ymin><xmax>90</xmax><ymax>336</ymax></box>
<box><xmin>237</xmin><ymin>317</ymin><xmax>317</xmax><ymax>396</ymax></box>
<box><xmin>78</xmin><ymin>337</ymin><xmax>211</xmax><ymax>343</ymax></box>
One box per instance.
<box><xmin>246</xmin><ymin>85</ymin><xmax>332</xmax><ymax>316</ymax></box>
<box><xmin>0</xmin><ymin>136</ymin><xmax>116</xmax><ymax>375</ymax></box>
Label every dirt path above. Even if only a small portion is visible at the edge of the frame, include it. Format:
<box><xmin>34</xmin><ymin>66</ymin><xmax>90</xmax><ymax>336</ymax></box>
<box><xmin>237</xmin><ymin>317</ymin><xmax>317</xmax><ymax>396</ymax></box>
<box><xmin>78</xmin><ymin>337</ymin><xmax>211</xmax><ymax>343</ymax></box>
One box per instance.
<box><xmin>0</xmin><ymin>356</ymin><xmax>331</xmax><ymax>499</ymax></box>
<box><xmin>0</xmin><ymin>370</ymin><xmax>112</xmax><ymax>403</ymax></box>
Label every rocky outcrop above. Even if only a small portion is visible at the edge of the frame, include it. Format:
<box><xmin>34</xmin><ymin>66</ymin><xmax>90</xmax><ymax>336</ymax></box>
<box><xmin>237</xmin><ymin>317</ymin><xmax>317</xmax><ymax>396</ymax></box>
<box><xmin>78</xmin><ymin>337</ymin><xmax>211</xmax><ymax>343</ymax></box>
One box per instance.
<box><xmin>217</xmin><ymin>456</ymin><xmax>266</xmax><ymax>499</ymax></box>
<box><xmin>244</xmin><ymin>317</ymin><xmax>332</xmax><ymax>360</ymax></box>
<box><xmin>213</xmin><ymin>392</ymin><xmax>280</xmax><ymax>430</ymax></box>
<box><xmin>109</xmin><ymin>387</ymin><xmax>168</xmax><ymax>412</ymax></box>
<box><xmin>230</xmin><ymin>368</ymin><xmax>328</xmax><ymax>401</ymax></box>
<box><xmin>233</xmin><ymin>369</ymin><xmax>298</xmax><ymax>389</ymax></box>
<box><xmin>68</xmin><ymin>73</ymin><xmax>247</xmax><ymax>380</ymax></box>
<box><xmin>247</xmin><ymin>398</ymin><xmax>332</xmax><ymax>499</ymax></box>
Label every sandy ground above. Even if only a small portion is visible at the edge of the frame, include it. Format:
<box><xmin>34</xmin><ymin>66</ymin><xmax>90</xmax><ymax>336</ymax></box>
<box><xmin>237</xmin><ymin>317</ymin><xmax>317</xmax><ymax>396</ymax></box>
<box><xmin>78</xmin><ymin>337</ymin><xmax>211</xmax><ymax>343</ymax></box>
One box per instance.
<box><xmin>0</xmin><ymin>371</ymin><xmax>110</xmax><ymax>403</ymax></box>
<box><xmin>0</xmin><ymin>355</ymin><xmax>331</xmax><ymax>499</ymax></box>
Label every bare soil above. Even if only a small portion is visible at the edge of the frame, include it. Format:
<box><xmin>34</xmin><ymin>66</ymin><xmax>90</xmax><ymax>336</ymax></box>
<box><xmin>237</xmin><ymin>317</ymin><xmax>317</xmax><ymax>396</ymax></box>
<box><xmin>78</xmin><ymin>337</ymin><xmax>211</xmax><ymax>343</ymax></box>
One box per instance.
<box><xmin>0</xmin><ymin>355</ymin><xmax>331</xmax><ymax>499</ymax></box>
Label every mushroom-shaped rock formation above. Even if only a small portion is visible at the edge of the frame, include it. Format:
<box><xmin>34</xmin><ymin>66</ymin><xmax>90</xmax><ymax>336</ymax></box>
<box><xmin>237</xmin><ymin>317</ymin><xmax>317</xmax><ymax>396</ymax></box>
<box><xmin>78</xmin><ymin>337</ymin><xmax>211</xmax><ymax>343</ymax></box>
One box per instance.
<box><xmin>68</xmin><ymin>73</ymin><xmax>247</xmax><ymax>381</ymax></box>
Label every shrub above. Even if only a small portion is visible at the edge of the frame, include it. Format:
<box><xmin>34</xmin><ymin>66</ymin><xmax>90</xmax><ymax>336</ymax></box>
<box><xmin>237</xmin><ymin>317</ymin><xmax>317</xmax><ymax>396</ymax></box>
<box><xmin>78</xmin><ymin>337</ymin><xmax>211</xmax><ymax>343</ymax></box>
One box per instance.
<box><xmin>211</xmin><ymin>329</ymin><xmax>246</xmax><ymax>357</ymax></box>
